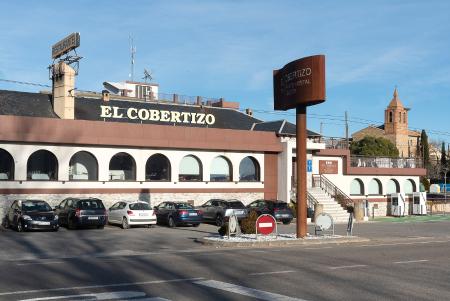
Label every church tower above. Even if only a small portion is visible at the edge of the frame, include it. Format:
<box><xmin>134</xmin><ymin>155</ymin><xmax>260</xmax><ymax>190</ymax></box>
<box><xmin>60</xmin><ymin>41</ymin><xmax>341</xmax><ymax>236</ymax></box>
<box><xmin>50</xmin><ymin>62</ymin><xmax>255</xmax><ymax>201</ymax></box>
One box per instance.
<box><xmin>384</xmin><ymin>88</ymin><xmax>410</xmax><ymax>157</ymax></box>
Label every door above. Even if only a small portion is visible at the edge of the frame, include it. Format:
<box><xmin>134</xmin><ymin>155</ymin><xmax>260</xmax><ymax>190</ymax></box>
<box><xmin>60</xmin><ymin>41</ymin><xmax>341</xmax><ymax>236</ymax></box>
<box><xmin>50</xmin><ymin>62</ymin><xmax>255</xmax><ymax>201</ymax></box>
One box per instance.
<box><xmin>108</xmin><ymin>202</ymin><xmax>120</xmax><ymax>223</ymax></box>
<box><xmin>58</xmin><ymin>199</ymin><xmax>70</xmax><ymax>225</ymax></box>
<box><xmin>8</xmin><ymin>201</ymin><xmax>19</xmax><ymax>227</ymax></box>
<box><xmin>202</xmin><ymin>200</ymin><xmax>213</xmax><ymax>220</ymax></box>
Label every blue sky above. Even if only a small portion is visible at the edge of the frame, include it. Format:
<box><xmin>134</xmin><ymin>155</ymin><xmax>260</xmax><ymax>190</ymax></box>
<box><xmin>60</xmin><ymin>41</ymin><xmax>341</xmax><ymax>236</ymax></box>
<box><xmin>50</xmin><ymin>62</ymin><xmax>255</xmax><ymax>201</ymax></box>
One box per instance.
<box><xmin>1</xmin><ymin>0</ymin><xmax>450</xmax><ymax>144</ymax></box>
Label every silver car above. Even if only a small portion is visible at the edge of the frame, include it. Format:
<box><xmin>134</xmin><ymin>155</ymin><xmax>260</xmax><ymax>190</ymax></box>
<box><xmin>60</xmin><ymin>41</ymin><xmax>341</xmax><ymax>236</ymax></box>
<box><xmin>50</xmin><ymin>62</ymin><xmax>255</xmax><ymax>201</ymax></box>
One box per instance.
<box><xmin>198</xmin><ymin>199</ymin><xmax>248</xmax><ymax>226</ymax></box>
<box><xmin>108</xmin><ymin>201</ymin><xmax>156</xmax><ymax>229</ymax></box>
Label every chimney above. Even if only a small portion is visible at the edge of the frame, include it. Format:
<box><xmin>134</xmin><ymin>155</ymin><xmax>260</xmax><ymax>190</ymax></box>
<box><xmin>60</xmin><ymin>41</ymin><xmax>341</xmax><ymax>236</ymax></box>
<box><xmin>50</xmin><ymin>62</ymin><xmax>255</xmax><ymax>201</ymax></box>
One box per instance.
<box><xmin>246</xmin><ymin>108</ymin><xmax>253</xmax><ymax>116</ymax></box>
<box><xmin>52</xmin><ymin>61</ymin><xmax>75</xmax><ymax>119</ymax></box>
<box><xmin>102</xmin><ymin>90</ymin><xmax>110</xmax><ymax>102</ymax></box>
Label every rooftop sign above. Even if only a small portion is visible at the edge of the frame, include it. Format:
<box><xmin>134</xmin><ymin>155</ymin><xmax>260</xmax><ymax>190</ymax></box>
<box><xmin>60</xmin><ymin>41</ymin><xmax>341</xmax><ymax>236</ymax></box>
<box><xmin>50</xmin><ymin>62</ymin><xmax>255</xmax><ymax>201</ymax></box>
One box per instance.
<box><xmin>52</xmin><ymin>33</ymin><xmax>80</xmax><ymax>59</ymax></box>
<box><xmin>273</xmin><ymin>55</ymin><xmax>326</xmax><ymax>110</ymax></box>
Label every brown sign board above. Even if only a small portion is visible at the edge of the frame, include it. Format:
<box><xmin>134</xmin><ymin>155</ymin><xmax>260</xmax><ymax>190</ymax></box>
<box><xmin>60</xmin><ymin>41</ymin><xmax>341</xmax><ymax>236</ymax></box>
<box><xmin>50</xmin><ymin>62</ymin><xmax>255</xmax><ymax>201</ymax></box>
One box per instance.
<box><xmin>273</xmin><ymin>55</ymin><xmax>325</xmax><ymax>110</ymax></box>
<box><xmin>319</xmin><ymin>160</ymin><xmax>338</xmax><ymax>174</ymax></box>
<box><xmin>52</xmin><ymin>33</ymin><xmax>80</xmax><ymax>59</ymax></box>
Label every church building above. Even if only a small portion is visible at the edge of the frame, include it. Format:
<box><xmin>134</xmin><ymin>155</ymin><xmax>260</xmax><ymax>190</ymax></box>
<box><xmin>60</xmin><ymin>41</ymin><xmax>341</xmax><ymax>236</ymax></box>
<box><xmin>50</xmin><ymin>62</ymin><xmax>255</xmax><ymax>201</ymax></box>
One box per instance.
<box><xmin>352</xmin><ymin>88</ymin><xmax>421</xmax><ymax>157</ymax></box>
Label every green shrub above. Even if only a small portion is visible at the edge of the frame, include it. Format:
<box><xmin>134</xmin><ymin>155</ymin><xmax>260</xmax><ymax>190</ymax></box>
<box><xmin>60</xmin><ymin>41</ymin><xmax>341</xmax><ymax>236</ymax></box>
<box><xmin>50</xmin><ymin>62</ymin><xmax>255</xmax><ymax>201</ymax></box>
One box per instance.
<box><xmin>289</xmin><ymin>202</ymin><xmax>297</xmax><ymax>218</ymax></box>
<box><xmin>240</xmin><ymin>211</ymin><xmax>258</xmax><ymax>234</ymax></box>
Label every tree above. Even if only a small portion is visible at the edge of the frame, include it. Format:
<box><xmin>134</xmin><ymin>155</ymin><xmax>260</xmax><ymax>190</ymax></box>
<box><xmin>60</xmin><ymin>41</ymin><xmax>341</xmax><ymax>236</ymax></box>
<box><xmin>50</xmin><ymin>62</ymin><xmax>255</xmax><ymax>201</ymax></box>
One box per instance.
<box><xmin>420</xmin><ymin>130</ymin><xmax>430</xmax><ymax>168</ymax></box>
<box><xmin>350</xmin><ymin>136</ymin><xmax>399</xmax><ymax>157</ymax></box>
<box><xmin>441</xmin><ymin>141</ymin><xmax>447</xmax><ymax>168</ymax></box>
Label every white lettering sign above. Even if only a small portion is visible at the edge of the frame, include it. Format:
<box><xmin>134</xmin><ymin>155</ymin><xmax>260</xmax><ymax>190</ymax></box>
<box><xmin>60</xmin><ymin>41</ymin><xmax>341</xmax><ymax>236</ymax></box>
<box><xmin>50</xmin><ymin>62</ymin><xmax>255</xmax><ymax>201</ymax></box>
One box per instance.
<box><xmin>100</xmin><ymin>105</ymin><xmax>216</xmax><ymax>125</ymax></box>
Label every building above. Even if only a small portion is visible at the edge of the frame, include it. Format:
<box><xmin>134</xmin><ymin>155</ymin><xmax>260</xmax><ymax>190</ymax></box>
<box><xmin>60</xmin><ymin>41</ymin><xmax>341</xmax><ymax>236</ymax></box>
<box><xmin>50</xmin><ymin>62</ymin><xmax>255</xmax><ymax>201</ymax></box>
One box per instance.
<box><xmin>352</xmin><ymin>88</ymin><xmax>421</xmax><ymax>157</ymax></box>
<box><xmin>0</xmin><ymin>61</ymin><xmax>427</xmax><ymax>221</ymax></box>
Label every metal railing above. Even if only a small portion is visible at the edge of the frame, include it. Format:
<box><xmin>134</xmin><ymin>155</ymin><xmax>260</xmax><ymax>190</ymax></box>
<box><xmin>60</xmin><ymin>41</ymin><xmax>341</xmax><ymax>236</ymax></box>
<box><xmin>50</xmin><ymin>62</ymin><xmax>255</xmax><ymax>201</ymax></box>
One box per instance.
<box><xmin>350</xmin><ymin>156</ymin><xmax>422</xmax><ymax>169</ymax></box>
<box><xmin>312</xmin><ymin>174</ymin><xmax>353</xmax><ymax>209</ymax></box>
<box><xmin>139</xmin><ymin>92</ymin><xmax>222</xmax><ymax>106</ymax></box>
<box><xmin>307</xmin><ymin>191</ymin><xmax>318</xmax><ymax>208</ymax></box>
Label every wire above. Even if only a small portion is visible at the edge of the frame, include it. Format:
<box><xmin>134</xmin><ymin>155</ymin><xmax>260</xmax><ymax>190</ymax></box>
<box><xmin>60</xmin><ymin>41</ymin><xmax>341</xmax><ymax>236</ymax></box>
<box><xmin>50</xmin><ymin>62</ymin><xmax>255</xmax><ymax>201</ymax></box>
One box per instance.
<box><xmin>0</xmin><ymin>78</ymin><xmax>51</xmax><ymax>88</ymax></box>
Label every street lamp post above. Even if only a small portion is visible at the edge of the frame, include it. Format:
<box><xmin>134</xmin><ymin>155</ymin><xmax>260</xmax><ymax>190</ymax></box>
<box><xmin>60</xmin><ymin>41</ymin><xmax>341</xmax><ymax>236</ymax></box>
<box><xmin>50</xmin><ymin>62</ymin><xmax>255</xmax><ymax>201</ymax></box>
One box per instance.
<box><xmin>444</xmin><ymin>168</ymin><xmax>447</xmax><ymax>216</ymax></box>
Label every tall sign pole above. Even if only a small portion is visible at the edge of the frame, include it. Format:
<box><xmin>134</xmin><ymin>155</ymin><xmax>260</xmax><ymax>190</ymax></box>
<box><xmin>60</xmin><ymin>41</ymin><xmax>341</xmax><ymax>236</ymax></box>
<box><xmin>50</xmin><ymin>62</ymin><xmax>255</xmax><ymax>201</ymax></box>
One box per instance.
<box><xmin>274</xmin><ymin>55</ymin><xmax>326</xmax><ymax>238</ymax></box>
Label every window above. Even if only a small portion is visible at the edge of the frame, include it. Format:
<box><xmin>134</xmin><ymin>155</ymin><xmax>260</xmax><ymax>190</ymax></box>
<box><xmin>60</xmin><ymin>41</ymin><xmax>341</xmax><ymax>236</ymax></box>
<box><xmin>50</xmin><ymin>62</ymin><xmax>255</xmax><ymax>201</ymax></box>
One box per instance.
<box><xmin>389</xmin><ymin>111</ymin><xmax>393</xmax><ymax>123</ymax></box>
<box><xmin>179</xmin><ymin>155</ymin><xmax>202</xmax><ymax>181</ymax></box>
<box><xmin>350</xmin><ymin>178</ymin><xmax>364</xmax><ymax>195</ymax></box>
<box><xmin>239</xmin><ymin>156</ymin><xmax>260</xmax><ymax>182</ymax></box>
<box><xmin>210</xmin><ymin>156</ymin><xmax>232</xmax><ymax>182</ymax></box>
<box><xmin>109</xmin><ymin>152</ymin><xmax>136</xmax><ymax>181</ymax></box>
<box><xmin>0</xmin><ymin>149</ymin><xmax>14</xmax><ymax>180</ymax></box>
<box><xmin>69</xmin><ymin>151</ymin><xmax>98</xmax><ymax>181</ymax></box>
<box><xmin>399</xmin><ymin>112</ymin><xmax>402</xmax><ymax>123</ymax></box>
<box><xmin>387</xmin><ymin>179</ymin><xmax>400</xmax><ymax>194</ymax></box>
<box><xmin>404</xmin><ymin>179</ymin><xmax>416</xmax><ymax>194</ymax></box>
<box><xmin>27</xmin><ymin>150</ymin><xmax>58</xmax><ymax>180</ymax></box>
<box><xmin>146</xmin><ymin>154</ymin><xmax>171</xmax><ymax>181</ymax></box>
<box><xmin>368</xmin><ymin>178</ymin><xmax>382</xmax><ymax>195</ymax></box>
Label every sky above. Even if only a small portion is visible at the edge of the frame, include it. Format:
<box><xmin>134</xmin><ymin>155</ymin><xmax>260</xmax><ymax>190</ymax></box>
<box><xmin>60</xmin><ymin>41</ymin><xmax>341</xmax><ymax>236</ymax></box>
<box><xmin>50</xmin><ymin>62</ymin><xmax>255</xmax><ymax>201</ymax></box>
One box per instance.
<box><xmin>1</xmin><ymin>0</ymin><xmax>450</xmax><ymax>144</ymax></box>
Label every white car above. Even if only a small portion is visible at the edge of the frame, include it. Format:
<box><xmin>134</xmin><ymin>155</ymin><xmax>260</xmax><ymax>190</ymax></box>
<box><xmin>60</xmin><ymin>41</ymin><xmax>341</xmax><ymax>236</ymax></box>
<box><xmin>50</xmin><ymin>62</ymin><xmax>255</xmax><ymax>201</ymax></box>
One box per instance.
<box><xmin>108</xmin><ymin>201</ymin><xmax>156</xmax><ymax>229</ymax></box>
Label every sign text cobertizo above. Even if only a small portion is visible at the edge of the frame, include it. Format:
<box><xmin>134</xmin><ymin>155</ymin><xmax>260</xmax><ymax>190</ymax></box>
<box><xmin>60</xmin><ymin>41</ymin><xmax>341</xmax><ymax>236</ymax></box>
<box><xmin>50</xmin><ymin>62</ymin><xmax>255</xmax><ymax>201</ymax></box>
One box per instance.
<box><xmin>100</xmin><ymin>105</ymin><xmax>216</xmax><ymax>125</ymax></box>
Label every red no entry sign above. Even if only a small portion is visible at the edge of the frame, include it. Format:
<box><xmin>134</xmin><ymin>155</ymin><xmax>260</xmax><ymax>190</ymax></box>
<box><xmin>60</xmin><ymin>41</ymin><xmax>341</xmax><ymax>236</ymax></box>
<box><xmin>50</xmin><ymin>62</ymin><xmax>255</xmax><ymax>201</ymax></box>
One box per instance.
<box><xmin>256</xmin><ymin>214</ymin><xmax>276</xmax><ymax>235</ymax></box>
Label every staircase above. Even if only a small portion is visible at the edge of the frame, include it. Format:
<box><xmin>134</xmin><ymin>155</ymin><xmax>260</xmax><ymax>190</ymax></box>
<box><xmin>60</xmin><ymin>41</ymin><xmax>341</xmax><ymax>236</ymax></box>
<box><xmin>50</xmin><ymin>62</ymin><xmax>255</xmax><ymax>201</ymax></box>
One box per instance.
<box><xmin>308</xmin><ymin>186</ymin><xmax>350</xmax><ymax>223</ymax></box>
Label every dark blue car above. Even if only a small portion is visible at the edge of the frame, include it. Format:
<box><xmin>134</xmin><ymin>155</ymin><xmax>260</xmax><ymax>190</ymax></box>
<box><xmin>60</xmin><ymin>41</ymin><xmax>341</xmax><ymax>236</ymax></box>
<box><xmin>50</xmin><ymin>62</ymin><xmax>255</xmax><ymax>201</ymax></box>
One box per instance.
<box><xmin>154</xmin><ymin>202</ymin><xmax>202</xmax><ymax>227</ymax></box>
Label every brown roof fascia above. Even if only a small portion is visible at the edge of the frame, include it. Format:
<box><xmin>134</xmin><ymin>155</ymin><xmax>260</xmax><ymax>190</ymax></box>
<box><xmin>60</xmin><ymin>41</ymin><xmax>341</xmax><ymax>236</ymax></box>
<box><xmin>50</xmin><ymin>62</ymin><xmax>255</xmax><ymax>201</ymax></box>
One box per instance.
<box><xmin>0</xmin><ymin>115</ymin><xmax>282</xmax><ymax>153</ymax></box>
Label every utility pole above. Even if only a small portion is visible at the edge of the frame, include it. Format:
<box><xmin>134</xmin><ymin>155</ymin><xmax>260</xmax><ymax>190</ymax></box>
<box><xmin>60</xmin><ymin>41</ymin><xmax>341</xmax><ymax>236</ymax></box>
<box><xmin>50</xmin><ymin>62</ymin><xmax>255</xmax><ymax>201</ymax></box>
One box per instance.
<box><xmin>129</xmin><ymin>35</ymin><xmax>136</xmax><ymax>82</ymax></box>
<box><xmin>345</xmin><ymin>111</ymin><xmax>349</xmax><ymax>149</ymax></box>
<box><xmin>320</xmin><ymin>122</ymin><xmax>323</xmax><ymax>143</ymax></box>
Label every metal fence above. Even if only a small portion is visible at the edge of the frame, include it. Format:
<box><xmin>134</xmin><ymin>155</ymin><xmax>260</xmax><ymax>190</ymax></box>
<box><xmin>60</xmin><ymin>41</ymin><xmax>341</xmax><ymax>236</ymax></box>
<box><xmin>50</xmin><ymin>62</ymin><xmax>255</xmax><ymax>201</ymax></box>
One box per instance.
<box><xmin>141</xmin><ymin>92</ymin><xmax>222</xmax><ymax>106</ymax></box>
<box><xmin>350</xmin><ymin>156</ymin><xmax>422</xmax><ymax>169</ymax></box>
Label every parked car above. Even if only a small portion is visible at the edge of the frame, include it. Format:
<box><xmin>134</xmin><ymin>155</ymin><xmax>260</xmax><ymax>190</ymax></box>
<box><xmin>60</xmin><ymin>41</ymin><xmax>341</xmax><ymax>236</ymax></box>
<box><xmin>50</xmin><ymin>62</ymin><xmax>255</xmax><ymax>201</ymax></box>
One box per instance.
<box><xmin>247</xmin><ymin>199</ymin><xmax>294</xmax><ymax>224</ymax></box>
<box><xmin>108</xmin><ymin>201</ymin><xmax>156</xmax><ymax>229</ymax></box>
<box><xmin>154</xmin><ymin>202</ymin><xmax>202</xmax><ymax>227</ymax></box>
<box><xmin>198</xmin><ymin>199</ymin><xmax>248</xmax><ymax>226</ymax></box>
<box><xmin>4</xmin><ymin>199</ymin><xmax>59</xmax><ymax>232</ymax></box>
<box><xmin>54</xmin><ymin>198</ymin><xmax>107</xmax><ymax>229</ymax></box>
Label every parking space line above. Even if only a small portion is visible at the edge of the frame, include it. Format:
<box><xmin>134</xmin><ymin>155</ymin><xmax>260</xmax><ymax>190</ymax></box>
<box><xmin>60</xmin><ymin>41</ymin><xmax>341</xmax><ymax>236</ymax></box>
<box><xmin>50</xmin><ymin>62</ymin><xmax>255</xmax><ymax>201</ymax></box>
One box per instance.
<box><xmin>17</xmin><ymin>261</ymin><xmax>65</xmax><ymax>266</ymax></box>
<box><xmin>194</xmin><ymin>280</ymin><xmax>309</xmax><ymax>301</ymax></box>
<box><xmin>249</xmin><ymin>270</ymin><xmax>295</xmax><ymax>276</ymax></box>
<box><xmin>0</xmin><ymin>277</ymin><xmax>204</xmax><ymax>297</ymax></box>
<box><xmin>393</xmin><ymin>259</ymin><xmax>429</xmax><ymax>264</ymax></box>
<box><xmin>329</xmin><ymin>264</ymin><xmax>368</xmax><ymax>270</ymax></box>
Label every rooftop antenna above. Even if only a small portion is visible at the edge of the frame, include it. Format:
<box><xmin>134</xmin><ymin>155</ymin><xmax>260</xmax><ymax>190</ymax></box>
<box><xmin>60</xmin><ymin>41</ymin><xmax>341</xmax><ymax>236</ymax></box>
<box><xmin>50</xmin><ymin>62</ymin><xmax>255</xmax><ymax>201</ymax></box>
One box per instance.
<box><xmin>129</xmin><ymin>34</ymin><xmax>136</xmax><ymax>81</ymax></box>
<box><xmin>143</xmin><ymin>68</ymin><xmax>153</xmax><ymax>83</ymax></box>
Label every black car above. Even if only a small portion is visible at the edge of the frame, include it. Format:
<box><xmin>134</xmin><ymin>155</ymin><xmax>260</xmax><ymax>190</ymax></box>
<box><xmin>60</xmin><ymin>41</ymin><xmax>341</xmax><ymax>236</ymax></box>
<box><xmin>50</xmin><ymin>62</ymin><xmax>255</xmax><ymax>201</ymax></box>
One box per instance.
<box><xmin>154</xmin><ymin>202</ymin><xmax>202</xmax><ymax>227</ymax></box>
<box><xmin>247</xmin><ymin>199</ymin><xmax>294</xmax><ymax>224</ymax></box>
<box><xmin>54</xmin><ymin>198</ymin><xmax>107</xmax><ymax>229</ymax></box>
<box><xmin>198</xmin><ymin>199</ymin><xmax>248</xmax><ymax>226</ymax></box>
<box><xmin>4</xmin><ymin>199</ymin><xmax>59</xmax><ymax>232</ymax></box>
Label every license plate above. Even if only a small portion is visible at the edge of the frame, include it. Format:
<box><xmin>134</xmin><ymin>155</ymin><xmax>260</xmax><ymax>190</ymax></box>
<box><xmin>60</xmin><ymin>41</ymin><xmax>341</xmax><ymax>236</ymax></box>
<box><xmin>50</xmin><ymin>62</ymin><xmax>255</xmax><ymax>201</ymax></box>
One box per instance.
<box><xmin>88</xmin><ymin>216</ymin><xmax>98</xmax><ymax>220</ymax></box>
<box><xmin>36</xmin><ymin>221</ymin><xmax>50</xmax><ymax>225</ymax></box>
<box><xmin>281</xmin><ymin>214</ymin><xmax>290</xmax><ymax>217</ymax></box>
<box><xmin>235</xmin><ymin>210</ymin><xmax>244</xmax><ymax>215</ymax></box>
<box><xmin>139</xmin><ymin>213</ymin><xmax>148</xmax><ymax>216</ymax></box>
<box><xmin>189</xmin><ymin>213</ymin><xmax>197</xmax><ymax>216</ymax></box>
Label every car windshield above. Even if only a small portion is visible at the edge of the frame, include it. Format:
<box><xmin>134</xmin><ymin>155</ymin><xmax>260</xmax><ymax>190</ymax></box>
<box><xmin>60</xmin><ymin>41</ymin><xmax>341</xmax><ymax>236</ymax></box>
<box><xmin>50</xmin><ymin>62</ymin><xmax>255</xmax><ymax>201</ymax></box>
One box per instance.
<box><xmin>175</xmin><ymin>203</ymin><xmax>194</xmax><ymax>209</ymax></box>
<box><xmin>273</xmin><ymin>202</ymin><xmax>288</xmax><ymax>209</ymax></box>
<box><xmin>21</xmin><ymin>200</ymin><xmax>52</xmax><ymax>212</ymax></box>
<box><xmin>78</xmin><ymin>199</ymin><xmax>105</xmax><ymax>210</ymax></box>
<box><xmin>129</xmin><ymin>203</ymin><xmax>151</xmax><ymax>210</ymax></box>
<box><xmin>224</xmin><ymin>200</ymin><xmax>245</xmax><ymax>209</ymax></box>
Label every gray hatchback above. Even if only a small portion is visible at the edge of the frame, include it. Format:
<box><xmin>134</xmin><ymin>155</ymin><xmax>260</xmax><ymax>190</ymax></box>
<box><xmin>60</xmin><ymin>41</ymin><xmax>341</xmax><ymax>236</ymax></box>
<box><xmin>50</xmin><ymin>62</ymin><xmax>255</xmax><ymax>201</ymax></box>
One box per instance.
<box><xmin>198</xmin><ymin>199</ymin><xmax>248</xmax><ymax>226</ymax></box>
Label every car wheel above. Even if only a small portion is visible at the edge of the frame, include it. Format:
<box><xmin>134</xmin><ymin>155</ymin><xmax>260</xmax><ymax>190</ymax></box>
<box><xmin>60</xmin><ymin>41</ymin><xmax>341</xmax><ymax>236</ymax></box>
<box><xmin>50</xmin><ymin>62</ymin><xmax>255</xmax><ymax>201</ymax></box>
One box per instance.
<box><xmin>97</xmin><ymin>225</ymin><xmax>105</xmax><ymax>229</ymax></box>
<box><xmin>16</xmin><ymin>220</ymin><xmax>24</xmax><ymax>232</ymax></box>
<box><xmin>215</xmin><ymin>215</ymin><xmax>224</xmax><ymax>227</ymax></box>
<box><xmin>192</xmin><ymin>223</ymin><xmax>200</xmax><ymax>227</ymax></box>
<box><xmin>282</xmin><ymin>219</ymin><xmax>291</xmax><ymax>225</ymax></box>
<box><xmin>121</xmin><ymin>217</ymin><xmax>129</xmax><ymax>229</ymax></box>
<box><xmin>168</xmin><ymin>216</ymin><xmax>176</xmax><ymax>228</ymax></box>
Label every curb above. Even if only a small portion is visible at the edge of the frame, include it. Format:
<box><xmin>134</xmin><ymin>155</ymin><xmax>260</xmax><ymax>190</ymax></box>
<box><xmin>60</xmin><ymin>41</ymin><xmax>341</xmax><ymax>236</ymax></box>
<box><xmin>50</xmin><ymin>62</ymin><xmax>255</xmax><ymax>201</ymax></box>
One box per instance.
<box><xmin>195</xmin><ymin>236</ymin><xmax>370</xmax><ymax>248</ymax></box>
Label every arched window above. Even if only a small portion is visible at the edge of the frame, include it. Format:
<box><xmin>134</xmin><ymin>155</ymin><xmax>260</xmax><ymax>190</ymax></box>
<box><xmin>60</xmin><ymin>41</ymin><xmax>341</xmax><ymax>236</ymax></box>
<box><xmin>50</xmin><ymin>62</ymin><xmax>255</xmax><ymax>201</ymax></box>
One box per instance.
<box><xmin>239</xmin><ymin>156</ymin><xmax>260</xmax><ymax>182</ymax></box>
<box><xmin>69</xmin><ymin>151</ymin><xmax>98</xmax><ymax>181</ymax></box>
<box><xmin>0</xmin><ymin>149</ymin><xmax>14</xmax><ymax>180</ymax></box>
<box><xmin>387</xmin><ymin>179</ymin><xmax>400</xmax><ymax>194</ymax></box>
<box><xmin>146</xmin><ymin>154</ymin><xmax>171</xmax><ymax>181</ymax></box>
<box><xmin>210</xmin><ymin>156</ymin><xmax>232</xmax><ymax>182</ymax></box>
<box><xmin>404</xmin><ymin>179</ymin><xmax>416</xmax><ymax>194</ymax></box>
<box><xmin>389</xmin><ymin>111</ymin><xmax>393</xmax><ymax>123</ymax></box>
<box><xmin>403</xmin><ymin>112</ymin><xmax>406</xmax><ymax>123</ymax></box>
<box><xmin>368</xmin><ymin>178</ymin><xmax>382</xmax><ymax>195</ymax></box>
<box><xmin>27</xmin><ymin>150</ymin><xmax>58</xmax><ymax>180</ymax></box>
<box><xmin>350</xmin><ymin>178</ymin><xmax>364</xmax><ymax>195</ymax></box>
<box><xmin>179</xmin><ymin>155</ymin><xmax>202</xmax><ymax>181</ymax></box>
<box><xmin>399</xmin><ymin>112</ymin><xmax>402</xmax><ymax>123</ymax></box>
<box><xmin>109</xmin><ymin>152</ymin><xmax>136</xmax><ymax>181</ymax></box>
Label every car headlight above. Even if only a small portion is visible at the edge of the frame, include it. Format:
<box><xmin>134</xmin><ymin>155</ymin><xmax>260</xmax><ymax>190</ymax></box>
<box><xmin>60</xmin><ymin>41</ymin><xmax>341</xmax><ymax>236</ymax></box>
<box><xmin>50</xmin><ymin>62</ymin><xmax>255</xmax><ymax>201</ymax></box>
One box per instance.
<box><xmin>54</xmin><ymin>215</ymin><xmax>59</xmax><ymax>220</ymax></box>
<box><xmin>22</xmin><ymin>215</ymin><xmax>32</xmax><ymax>221</ymax></box>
